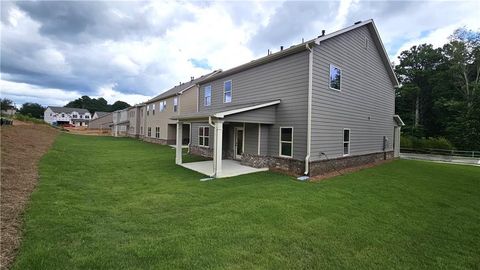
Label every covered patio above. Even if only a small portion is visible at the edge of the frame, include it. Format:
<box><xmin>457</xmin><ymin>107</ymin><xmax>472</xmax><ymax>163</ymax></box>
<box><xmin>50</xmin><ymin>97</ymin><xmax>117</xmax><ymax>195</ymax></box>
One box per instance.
<box><xmin>173</xmin><ymin>100</ymin><xmax>280</xmax><ymax>178</ymax></box>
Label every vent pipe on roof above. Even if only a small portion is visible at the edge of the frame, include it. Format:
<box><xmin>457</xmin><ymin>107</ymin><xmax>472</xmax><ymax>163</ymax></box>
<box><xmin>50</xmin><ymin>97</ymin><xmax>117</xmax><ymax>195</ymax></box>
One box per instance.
<box><xmin>280</xmin><ymin>46</ymin><xmax>283</xmax><ymax>51</ymax></box>
<box><xmin>354</xmin><ymin>20</ymin><xmax>362</xmax><ymax>25</ymax></box>
<box><xmin>302</xmin><ymin>38</ymin><xmax>304</xmax><ymax>43</ymax></box>
<box><xmin>321</xmin><ymin>30</ymin><xmax>325</xmax><ymax>36</ymax></box>
<box><xmin>267</xmin><ymin>49</ymin><xmax>271</xmax><ymax>55</ymax></box>
<box><xmin>191</xmin><ymin>76</ymin><xmax>194</xmax><ymax>81</ymax></box>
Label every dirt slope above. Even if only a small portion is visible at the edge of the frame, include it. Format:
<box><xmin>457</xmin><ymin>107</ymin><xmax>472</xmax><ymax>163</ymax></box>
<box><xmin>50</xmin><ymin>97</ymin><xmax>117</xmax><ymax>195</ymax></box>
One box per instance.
<box><xmin>0</xmin><ymin>123</ymin><xmax>58</xmax><ymax>269</ymax></box>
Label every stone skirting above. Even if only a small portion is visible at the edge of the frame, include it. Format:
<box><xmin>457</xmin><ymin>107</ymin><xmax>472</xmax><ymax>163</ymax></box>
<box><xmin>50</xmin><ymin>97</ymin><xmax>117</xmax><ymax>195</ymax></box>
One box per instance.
<box><xmin>189</xmin><ymin>145</ymin><xmax>214</xmax><ymax>158</ymax></box>
<box><xmin>142</xmin><ymin>137</ymin><xmax>171</xmax><ymax>145</ymax></box>
<box><xmin>241</xmin><ymin>151</ymin><xmax>394</xmax><ymax>177</ymax></box>
<box><xmin>309</xmin><ymin>151</ymin><xmax>394</xmax><ymax>176</ymax></box>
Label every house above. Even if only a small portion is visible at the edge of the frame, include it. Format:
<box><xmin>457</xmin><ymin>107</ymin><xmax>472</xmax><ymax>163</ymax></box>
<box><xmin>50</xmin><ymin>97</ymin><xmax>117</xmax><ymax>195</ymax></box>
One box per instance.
<box><xmin>127</xmin><ymin>105</ymin><xmax>144</xmax><ymax>138</ymax></box>
<box><xmin>44</xmin><ymin>106</ymin><xmax>91</xmax><ymax>126</ymax></box>
<box><xmin>173</xmin><ymin>19</ymin><xmax>403</xmax><ymax>178</ymax></box>
<box><xmin>92</xmin><ymin>111</ymin><xmax>109</xmax><ymax>119</ymax></box>
<box><xmin>141</xmin><ymin>70</ymin><xmax>221</xmax><ymax>145</ymax></box>
<box><xmin>88</xmin><ymin>112</ymin><xmax>113</xmax><ymax>131</ymax></box>
<box><xmin>111</xmin><ymin>108</ymin><xmax>129</xmax><ymax>137</ymax></box>
<box><xmin>1</xmin><ymin>108</ymin><xmax>16</xmax><ymax>116</ymax></box>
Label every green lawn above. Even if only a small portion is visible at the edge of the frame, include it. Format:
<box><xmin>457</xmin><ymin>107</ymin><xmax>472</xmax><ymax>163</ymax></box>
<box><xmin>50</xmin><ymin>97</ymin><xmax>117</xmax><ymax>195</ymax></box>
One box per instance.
<box><xmin>14</xmin><ymin>134</ymin><xmax>480</xmax><ymax>269</ymax></box>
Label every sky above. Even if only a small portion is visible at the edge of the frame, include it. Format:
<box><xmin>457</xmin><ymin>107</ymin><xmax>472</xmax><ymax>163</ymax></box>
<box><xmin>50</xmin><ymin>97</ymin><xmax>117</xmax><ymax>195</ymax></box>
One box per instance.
<box><xmin>1</xmin><ymin>0</ymin><xmax>479</xmax><ymax>108</ymax></box>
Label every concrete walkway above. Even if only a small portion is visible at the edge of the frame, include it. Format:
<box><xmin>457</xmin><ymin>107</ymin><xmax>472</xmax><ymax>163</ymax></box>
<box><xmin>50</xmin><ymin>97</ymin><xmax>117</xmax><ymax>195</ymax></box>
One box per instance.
<box><xmin>181</xmin><ymin>160</ymin><xmax>268</xmax><ymax>178</ymax></box>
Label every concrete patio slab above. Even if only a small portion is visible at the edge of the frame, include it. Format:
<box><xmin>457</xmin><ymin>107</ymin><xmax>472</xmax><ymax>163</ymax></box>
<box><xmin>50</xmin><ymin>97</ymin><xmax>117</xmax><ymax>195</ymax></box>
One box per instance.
<box><xmin>181</xmin><ymin>160</ymin><xmax>268</xmax><ymax>178</ymax></box>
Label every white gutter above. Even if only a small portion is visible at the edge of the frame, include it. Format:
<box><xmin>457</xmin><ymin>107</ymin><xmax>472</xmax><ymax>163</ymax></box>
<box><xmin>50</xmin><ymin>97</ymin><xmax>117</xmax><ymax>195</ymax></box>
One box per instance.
<box><xmin>305</xmin><ymin>43</ymin><xmax>313</xmax><ymax>175</ymax></box>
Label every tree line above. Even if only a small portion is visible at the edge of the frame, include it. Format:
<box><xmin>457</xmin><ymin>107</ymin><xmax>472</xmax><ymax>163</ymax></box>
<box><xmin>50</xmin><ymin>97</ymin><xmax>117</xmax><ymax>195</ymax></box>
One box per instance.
<box><xmin>395</xmin><ymin>27</ymin><xmax>479</xmax><ymax>151</ymax></box>
<box><xmin>0</xmin><ymin>96</ymin><xmax>131</xmax><ymax>119</ymax></box>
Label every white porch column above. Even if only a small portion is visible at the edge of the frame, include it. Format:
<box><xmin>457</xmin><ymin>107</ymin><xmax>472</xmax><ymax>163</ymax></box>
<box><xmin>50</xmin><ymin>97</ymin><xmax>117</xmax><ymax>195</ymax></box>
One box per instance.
<box><xmin>214</xmin><ymin>120</ymin><xmax>224</xmax><ymax>177</ymax></box>
<box><xmin>176</xmin><ymin>121</ymin><xmax>183</xmax><ymax>165</ymax></box>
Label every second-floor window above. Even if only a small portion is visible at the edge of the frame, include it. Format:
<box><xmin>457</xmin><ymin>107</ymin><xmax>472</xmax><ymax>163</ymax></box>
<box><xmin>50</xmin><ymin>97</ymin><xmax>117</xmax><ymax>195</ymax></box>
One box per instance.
<box><xmin>147</xmin><ymin>105</ymin><xmax>150</xmax><ymax>116</ymax></box>
<box><xmin>204</xmin><ymin>85</ymin><xmax>211</xmax><ymax>106</ymax></box>
<box><xmin>160</xmin><ymin>101</ymin><xmax>167</xmax><ymax>112</ymax></box>
<box><xmin>85</xmin><ymin>115</ymin><xmax>89</xmax><ymax>119</ymax></box>
<box><xmin>61</xmin><ymin>113</ymin><xmax>65</xmax><ymax>117</ymax></box>
<box><xmin>173</xmin><ymin>97</ymin><xmax>178</xmax><ymax>112</ymax></box>
<box><xmin>329</xmin><ymin>64</ymin><xmax>341</xmax><ymax>91</ymax></box>
<box><xmin>224</xmin><ymin>80</ymin><xmax>232</xmax><ymax>103</ymax></box>
<box><xmin>72</xmin><ymin>114</ymin><xmax>77</xmax><ymax>118</ymax></box>
<box><xmin>152</xmin><ymin>104</ymin><xmax>155</xmax><ymax>115</ymax></box>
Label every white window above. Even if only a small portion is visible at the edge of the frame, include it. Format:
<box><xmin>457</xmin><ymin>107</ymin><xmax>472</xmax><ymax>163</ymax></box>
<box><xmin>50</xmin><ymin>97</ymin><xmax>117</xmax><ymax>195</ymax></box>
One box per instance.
<box><xmin>159</xmin><ymin>101</ymin><xmax>167</xmax><ymax>112</ymax></box>
<box><xmin>173</xmin><ymin>97</ymin><xmax>178</xmax><ymax>112</ymax></box>
<box><xmin>147</xmin><ymin>105</ymin><xmax>150</xmax><ymax>116</ymax></box>
<box><xmin>279</xmin><ymin>127</ymin><xmax>293</xmax><ymax>158</ymax></box>
<box><xmin>329</xmin><ymin>64</ymin><xmax>341</xmax><ymax>91</ymax></box>
<box><xmin>198</xmin><ymin>126</ymin><xmax>210</xmax><ymax>147</ymax></box>
<box><xmin>61</xmin><ymin>113</ymin><xmax>65</xmax><ymax>117</ymax></box>
<box><xmin>85</xmin><ymin>115</ymin><xmax>89</xmax><ymax>119</ymax></box>
<box><xmin>223</xmin><ymin>80</ymin><xmax>232</xmax><ymax>103</ymax></box>
<box><xmin>155</xmin><ymin>127</ymin><xmax>160</xmax><ymax>138</ymax></box>
<box><xmin>72</xmin><ymin>114</ymin><xmax>77</xmax><ymax>118</ymax></box>
<box><xmin>343</xmin><ymin>129</ymin><xmax>350</xmax><ymax>156</ymax></box>
<box><xmin>152</xmin><ymin>104</ymin><xmax>155</xmax><ymax>115</ymax></box>
<box><xmin>204</xmin><ymin>85</ymin><xmax>211</xmax><ymax>106</ymax></box>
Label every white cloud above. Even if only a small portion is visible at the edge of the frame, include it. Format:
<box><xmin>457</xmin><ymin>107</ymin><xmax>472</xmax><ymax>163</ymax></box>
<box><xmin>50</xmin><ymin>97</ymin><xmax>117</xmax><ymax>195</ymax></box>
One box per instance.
<box><xmin>95</xmin><ymin>83</ymin><xmax>151</xmax><ymax>105</ymax></box>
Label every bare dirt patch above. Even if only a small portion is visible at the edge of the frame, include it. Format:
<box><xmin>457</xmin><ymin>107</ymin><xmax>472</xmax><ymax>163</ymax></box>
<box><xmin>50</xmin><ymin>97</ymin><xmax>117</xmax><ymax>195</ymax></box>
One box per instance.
<box><xmin>0</xmin><ymin>123</ymin><xmax>58</xmax><ymax>269</ymax></box>
<box><xmin>65</xmin><ymin>127</ymin><xmax>111</xmax><ymax>136</ymax></box>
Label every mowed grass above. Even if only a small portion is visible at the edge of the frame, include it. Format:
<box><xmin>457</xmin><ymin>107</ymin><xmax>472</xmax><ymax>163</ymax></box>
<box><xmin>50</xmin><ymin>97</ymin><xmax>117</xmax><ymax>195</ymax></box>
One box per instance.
<box><xmin>14</xmin><ymin>134</ymin><xmax>480</xmax><ymax>269</ymax></box>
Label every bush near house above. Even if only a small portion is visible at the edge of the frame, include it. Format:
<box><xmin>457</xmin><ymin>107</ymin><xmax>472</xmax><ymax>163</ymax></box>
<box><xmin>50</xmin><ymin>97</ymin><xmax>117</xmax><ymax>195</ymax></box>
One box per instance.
<box><xmin>401</xmin><ymin>135</ymin><xmax>454</xmax><ymax>150</ymax></box>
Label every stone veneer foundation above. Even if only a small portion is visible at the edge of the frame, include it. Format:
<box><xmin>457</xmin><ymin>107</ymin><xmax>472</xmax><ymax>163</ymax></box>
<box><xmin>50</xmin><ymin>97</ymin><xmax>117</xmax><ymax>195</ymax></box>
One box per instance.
<box><xmin>141</xmin><ymin>137</ymin><xmax>174</xmax><ymax>145</ymax></box>
<box><xmin>241</xmin><ymin>151</ymin><xmax>394</xmax><ymax>177</ymax></box>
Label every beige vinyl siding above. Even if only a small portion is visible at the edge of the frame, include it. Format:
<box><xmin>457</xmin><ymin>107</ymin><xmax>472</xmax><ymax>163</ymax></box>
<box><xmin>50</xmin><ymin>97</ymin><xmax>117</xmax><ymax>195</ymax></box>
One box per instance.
<box><xmin>179</xmin><ymin>86</ymin><xmax>199</xmax><ymax>114</ymax></box>
<box><xmin>311</xmin><ymin>25</ymin><xmax>396</xmax><ymax>160</ymax></box>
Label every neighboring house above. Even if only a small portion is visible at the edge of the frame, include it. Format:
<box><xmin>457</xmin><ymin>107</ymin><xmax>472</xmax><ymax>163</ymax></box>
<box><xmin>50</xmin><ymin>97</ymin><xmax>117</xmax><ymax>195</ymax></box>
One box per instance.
<box><xmin>1</xmin><ymin>108</ymin><xmax>16</xmax><ymax>116</ymax></box>
<box><xmin>127</xmin><ymin>105</ymin><xmax>144</xmax><ymax>138</ymax></box>
<box><xmin>173</xmin><ymin>19</ymin><xmax>404</xmax><ymax>177</ymax></box>
<box><xmin>112</xmin><ymin>109</ymin><xmax>129</xmax><ymax>137</ymax></box>
<box><xmin>141</xmin><ymin>70</ymin><xmax>221</xmax><ymax>145</ymax></box>
<box><xmin>92</xmin><ymin>111</ymin><xmax>109</xmax><ymax>119</ymax></box>
<box><xmin>44</xmin><ymin>106</ymin><xmax>91</xmax><ymax>126</ymax></box>
<box><xmin>88</xmin><ymin>112</ymin><xmax>113</xmax><ymax>131</ymax></box>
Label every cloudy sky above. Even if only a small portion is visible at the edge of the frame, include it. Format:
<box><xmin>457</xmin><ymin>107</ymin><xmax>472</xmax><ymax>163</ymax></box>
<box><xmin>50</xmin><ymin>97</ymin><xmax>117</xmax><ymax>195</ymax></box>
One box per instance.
<box><xmin>1</xmin><ymin>0</ymin><xmax>479</xmax><ymax>107</ymax></box>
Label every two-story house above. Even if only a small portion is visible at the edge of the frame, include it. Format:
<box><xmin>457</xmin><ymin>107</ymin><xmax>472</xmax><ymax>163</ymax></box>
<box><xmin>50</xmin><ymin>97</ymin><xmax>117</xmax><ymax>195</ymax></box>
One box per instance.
<box><xmin>111</xmin><ymin>108</ymin><xmax>129</xmax><ymax>137</ymax></box>
<box><xmin>44</xmin><ymin>106</ymin><xmax>91</xmax><ymax>127</ymax></box>
<box><xmin>127</xmin><ymin>104</ymin><xmax>144</xmax><ymax>138</ymax></box>
<box><xmin>173</xmin><ymin>20</ymin><xmax>404</xmax><ymax>178</ymax></box>
<box><xmin>141</xmin><ymin>70</ymin><xmax>221</xmax><ymax>145</ymax></box>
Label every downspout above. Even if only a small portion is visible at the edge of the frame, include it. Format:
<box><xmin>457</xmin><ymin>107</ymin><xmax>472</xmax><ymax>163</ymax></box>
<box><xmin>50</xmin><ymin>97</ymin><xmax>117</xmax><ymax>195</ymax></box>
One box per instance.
<box><xmin>305</xmin><ymin>43</ymin><xmax>313</xmax><ymax>175</ymax></box>
<box><xmin>208</xmin><ymin>116</ymin><xmax>216</xmax><ymax>177</ymax></box>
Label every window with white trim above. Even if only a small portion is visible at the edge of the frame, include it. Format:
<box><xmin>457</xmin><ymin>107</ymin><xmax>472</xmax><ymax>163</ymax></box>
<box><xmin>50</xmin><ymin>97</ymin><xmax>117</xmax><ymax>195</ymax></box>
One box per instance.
<box><xmin>329</xmin><ymin>64</ymin><xmax>341</xmax><ymax>90</ymax></box>
<box><xmin>343</xmin><ymin>129</ymin><xmax>350</xmax><ymax>155</ymax></box>
<box><xmin>155</xmin><ymin>127</ymin><xmax>160</xmax><ymax>138</ymax></box>
<box><xmin>152</xmin><ymin>104</ymin><xmax>155</xmax><ymax>115</ymax></box>
<box><xmin>279</xmin><ymin>127</ymin><xmax>293</xmax><ymax>157</ymax></box>
<box><xmin>160</xmin><ymin>100</ymin><xmax>167</xmax><ymax>112</ymax></box>
<box><xmin>147</xmin><ymin>105</ymin><xmax>150</xmax><ymax>116</ymax></box>
<box><xmin>223</xmin><ymin>80</ymin><xmax>232</xmax><ymax>103</ymax></box>
<box><xmin>173</xmin><ymin>97</ymin><xmax>178</xmax><ymax>112</ymax></box>
<box><xmin>198</xmin><ymin>126</ymin><xmax>210</xmax><ymax>147</ymax></box>
<box><xmin>147</xmin><ymin>127</ymin><xmax>151</xmax><ymax>137</ymax></box>
<box><xmin>85</xmin><ymin>115</ymin><xmax>89</xmax><ymax>119</ymax></box>
<box><xmin>204</xmin><ymin>85</ymin><xmax>211</xmax><ymax>106</ymax></box>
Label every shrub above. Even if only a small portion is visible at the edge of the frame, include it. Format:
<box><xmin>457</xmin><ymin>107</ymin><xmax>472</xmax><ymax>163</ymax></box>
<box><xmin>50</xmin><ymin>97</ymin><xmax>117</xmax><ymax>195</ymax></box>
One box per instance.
<box><xmin>14</xmin><ymin>114</ymin><xmax>46</xmax><ymax>125</ymax></box>
<box><xmin>401</xmin><ymin>135</ymin><xmax>454</xmax><ymax>150</ymax></box>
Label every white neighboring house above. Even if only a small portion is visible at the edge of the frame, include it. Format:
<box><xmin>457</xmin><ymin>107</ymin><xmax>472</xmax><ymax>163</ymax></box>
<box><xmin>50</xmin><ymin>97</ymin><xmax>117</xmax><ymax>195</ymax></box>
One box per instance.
<box><xmin>92</xmin><ymin>111</ymin><xmax>109</xmax><ymax>119</ymax></box>
<box><xmin>44</xmin><ymin>106</ymin><xmax>92</xmax><ymax>127</ymax></box>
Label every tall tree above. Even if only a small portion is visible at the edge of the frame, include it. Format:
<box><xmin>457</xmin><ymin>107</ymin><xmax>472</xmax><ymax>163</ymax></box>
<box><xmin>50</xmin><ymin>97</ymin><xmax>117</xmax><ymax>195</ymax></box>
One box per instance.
<box><xmin>0</xmin><ymin>98</ymin><xmax>14</xmax><ymax>110</ymax></box>
<box><xmin>395</xmin><ymin>44</ymin><xmax>444</xmax><ymax>137</ymax></box>
<box><xmin>19</xmin><ymin>103</ymin><xmax>44</xmax><ymax>118</ymax></box>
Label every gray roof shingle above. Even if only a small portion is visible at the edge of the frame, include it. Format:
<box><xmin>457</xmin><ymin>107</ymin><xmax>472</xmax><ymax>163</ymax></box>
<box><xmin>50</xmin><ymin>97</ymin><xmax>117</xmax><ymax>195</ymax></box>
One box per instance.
<box><xmin>48</xmin><ymin>106</ymin><xmax>90</xmax><ymax>114</ymax></box>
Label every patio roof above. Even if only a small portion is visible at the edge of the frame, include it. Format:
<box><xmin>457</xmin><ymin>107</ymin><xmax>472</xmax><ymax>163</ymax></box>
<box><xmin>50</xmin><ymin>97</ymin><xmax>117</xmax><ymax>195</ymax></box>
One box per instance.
<box><xmin>172</xmin><ymin>99</ymin><xmax>280</xmax><ymax>121</ymax></box>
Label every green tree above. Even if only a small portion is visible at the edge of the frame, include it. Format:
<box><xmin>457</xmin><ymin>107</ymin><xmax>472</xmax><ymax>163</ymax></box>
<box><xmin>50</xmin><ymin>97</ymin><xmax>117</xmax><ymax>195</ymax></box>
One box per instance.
<box><xmin>110</xmin><ymin>101</ymin><xmax>130</xmax><ymax>111</ymax></box>
<box><xmin>0</xmin><ymin>98</ymin><xmax>14</xmax><ymax>110</ymax></box>
<box><xmin>19</xmin><ymin>102</ymin><xmax>45</xmax><ymax>118</ymax></box>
